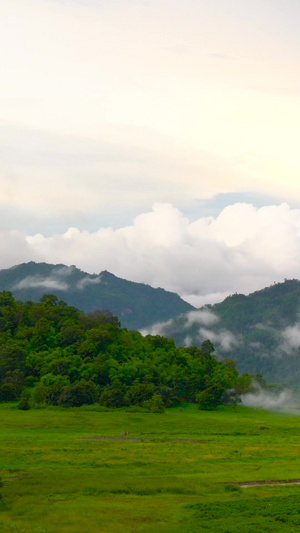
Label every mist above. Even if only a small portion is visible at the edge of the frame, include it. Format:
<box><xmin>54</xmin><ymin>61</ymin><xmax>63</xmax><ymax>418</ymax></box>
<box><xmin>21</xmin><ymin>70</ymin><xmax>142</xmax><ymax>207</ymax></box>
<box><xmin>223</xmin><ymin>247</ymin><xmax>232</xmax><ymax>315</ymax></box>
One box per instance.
<box><xmin>241</xmin><ymin>384</ymin><xmax>300</xmax><ymax>412</ymax></box>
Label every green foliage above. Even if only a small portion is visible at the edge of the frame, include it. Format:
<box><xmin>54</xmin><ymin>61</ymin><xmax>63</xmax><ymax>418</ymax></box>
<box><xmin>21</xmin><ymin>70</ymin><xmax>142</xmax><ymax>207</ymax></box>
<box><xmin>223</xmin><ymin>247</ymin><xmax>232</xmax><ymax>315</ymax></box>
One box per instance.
<box><xmin>18</xmin><ymin>390</ymin><xmax>31</xmax><ymax>410</ymax></box>
<box><xmin>0</xmin><ymin>383</ymin><xmax>16</xmax><ymax>401</ymax></box>
<box><xmin>197</xmin><ymin>389</ymin><xmax>220</xmax><ymax>410</ymax></box>
<box><xmin>0</xmin><ymin>291</ymin><xmax>244</xmax><ymax>410</ymax></box>
<box><xmin>59</xmin><ymin>380</ymin><xmax>98</xmax><ymax>407</ymax></box>
<box><xmin>32</xmin><ymin>381</ymin><xmax>47</xmax><ymax>405</ymax></box>
<box><xmin>3</xmin><ymin>369</ymin><xmax>25</xmax><ymax>396</ymax></box>
<box><xmin>0</xmin><ymin>291</ymin><xmax>18</xmax><ymax>333</ymax></box>
<box><xmin>234</xmin><ymin>373</ymin><xmax>253</xmax><ymax>395</ymax></box>
<box><xmin>99</xmin><ymin>380</ymin><xmax>128</xmax><ymax>407</ymax></box>
<box><xmin>125</xmin><ymin>380</ymin><xmax>154</xmax><ymax>406</ymax></box>
<box><xmin>41</xmin><ymin>374</ymin><xmax>70</xmax><ymax>406</ymax></box>
<box><xmin>146</xmin><ymin>393</ymin><xmax>165</xmax><ymax>413</ymax></box>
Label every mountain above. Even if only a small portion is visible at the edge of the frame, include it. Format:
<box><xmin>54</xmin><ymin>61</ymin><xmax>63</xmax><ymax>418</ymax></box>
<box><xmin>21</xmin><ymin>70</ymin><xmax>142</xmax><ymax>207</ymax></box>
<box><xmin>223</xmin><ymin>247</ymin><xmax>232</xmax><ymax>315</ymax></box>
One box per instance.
<box><xmin>147</xmin><ymin>279</ymin><xmax>300</xmax><ymax>387</ymax></box>
<box><xmin>0</xmin><ymin>262</ymin><xmax>194</xmax><ymax>330</ymax></box>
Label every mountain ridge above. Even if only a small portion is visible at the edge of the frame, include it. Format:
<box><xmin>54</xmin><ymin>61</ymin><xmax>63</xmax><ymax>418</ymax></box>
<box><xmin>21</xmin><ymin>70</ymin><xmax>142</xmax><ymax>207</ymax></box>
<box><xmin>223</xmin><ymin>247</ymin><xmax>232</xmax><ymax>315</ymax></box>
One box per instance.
<box><xmin>0</xmin><ymin>262</ymin><xmax>194</xmax><ymax>330</ymax></box>
<box><xmin>150</xmin><ymin>279</ymin><xmax>300</xmax><ymax>386</ymax></box>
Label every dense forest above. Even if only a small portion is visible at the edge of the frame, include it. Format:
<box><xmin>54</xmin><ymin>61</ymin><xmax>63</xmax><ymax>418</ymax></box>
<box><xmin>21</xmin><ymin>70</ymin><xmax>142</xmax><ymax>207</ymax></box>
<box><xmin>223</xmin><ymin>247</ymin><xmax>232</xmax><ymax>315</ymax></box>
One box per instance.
<box><xmin>0</xmin><ymin>291</ymin><xmax>250</xmax><ymax>411</ymax></box>
<box><xmin>158</xmin><ymin>279</ymin><xmax>300</xmax><ymax>387</ymax></box>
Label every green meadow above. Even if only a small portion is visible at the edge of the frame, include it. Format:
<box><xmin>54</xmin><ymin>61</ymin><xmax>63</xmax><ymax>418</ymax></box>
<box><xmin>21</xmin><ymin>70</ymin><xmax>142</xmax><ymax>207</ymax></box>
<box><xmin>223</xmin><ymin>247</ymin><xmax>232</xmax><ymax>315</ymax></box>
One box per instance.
<box><xmin>1</xmin><ymin>403</ymin><xmax>300</xmax><ymax>532</ymax></box>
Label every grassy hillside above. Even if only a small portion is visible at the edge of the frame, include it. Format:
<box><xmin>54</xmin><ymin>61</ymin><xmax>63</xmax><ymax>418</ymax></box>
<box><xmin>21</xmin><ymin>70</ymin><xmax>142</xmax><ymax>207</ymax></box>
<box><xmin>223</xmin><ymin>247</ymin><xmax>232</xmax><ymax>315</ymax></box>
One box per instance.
<box><xmin>156</xmin><ymin>279</ymin><xmax>300</xmax><ymax>386</ymax></box>
<box><xmin>1</xmin><ymin>403</ymin><xmax>300</xmax><ymax>532</ymax></box>
<box><xmin>0</xmin><ymin>262</ymin><xmax>194</xmax><ymax>330</ymax></box>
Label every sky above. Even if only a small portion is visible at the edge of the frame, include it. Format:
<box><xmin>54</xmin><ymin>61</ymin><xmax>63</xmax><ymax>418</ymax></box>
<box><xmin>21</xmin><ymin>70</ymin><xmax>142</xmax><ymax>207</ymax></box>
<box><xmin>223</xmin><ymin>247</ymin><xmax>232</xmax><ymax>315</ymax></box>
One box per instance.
<box><xmin>1</xmin><ymin>0</ymin><xmax>300</xmax><ymax>306</ymax></box>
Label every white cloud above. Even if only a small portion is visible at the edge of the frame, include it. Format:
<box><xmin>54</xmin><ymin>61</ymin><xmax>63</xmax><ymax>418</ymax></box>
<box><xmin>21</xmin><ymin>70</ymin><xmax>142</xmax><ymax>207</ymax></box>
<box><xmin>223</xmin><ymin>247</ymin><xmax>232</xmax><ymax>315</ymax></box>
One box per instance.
<box><xmin>183</xmin><ymin>309</ymin><xmax>219</xmax><ymax>328</ymax></box>
<box><xmin>13</xmin><ymin>276</ymin><xmax>68</xmax><ymax>291</ymax></box>
<box><xmin>140</xmin><ymin>312</ymin><xmax>238</xmax><ymax>353</ymax></box>
<box><xmin>139</xmin><ymin>318</ymin><xmax>175</xmax><ymax>338</ymax></box>
<box><xmin>1</xmin><ymin>202</ymin><xmax>300</xmax><ymax>305</ymax></box>
<box><xmin>0</xmin><ymin>230</ymin><xmax>35</xmax><ymax>267</ymax></box>
<box><xmin>199</xmin><ymin>328</ymin><xmax>239</xmax><ymax>352</ymax></box>
<box><xmin>183</xmin><ymin>335</ymin><xmax>193</xmax><ymax>347</ymax></box>
<box><xmin>51</xmin><ymin>265</ymin><xmax>75</xmax><ymax>277</ymax></box>
<box><xmin>280</xmin><ymin>324</ymin><xmax>300</xmax><ymax>354</ymax></box>
<box><xmin>76</xmin><ymin>276</ymin><xmax>102</xmax><ymax>290</ymax></box>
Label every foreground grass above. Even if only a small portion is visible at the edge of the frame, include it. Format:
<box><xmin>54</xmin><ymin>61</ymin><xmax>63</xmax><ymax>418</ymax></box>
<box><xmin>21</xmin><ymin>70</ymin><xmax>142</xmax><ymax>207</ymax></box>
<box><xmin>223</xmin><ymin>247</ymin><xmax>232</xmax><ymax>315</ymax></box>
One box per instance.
<box><xmin>1</xmin><ymin>403</ymin><xmax>300</xmax><ymax>532</ymax></box>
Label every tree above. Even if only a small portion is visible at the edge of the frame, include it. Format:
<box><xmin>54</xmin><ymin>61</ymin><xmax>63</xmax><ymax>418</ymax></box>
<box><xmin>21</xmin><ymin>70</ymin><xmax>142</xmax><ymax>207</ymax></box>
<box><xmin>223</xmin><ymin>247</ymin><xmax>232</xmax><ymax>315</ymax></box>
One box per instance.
<box><xmin>59</xmin><ymin>380</ymin><xmax>98</xmax><ymax>407</ymax></box>
<box><xmin>0</xmin><ymin>341</ymin><xmax>26</xmax><ymax>374</ymax></box>
<box><xmin>125</xmin><ymin>380</ymin><xmax>154</xmax><ymax>406</ymax></box>
<box><xmin>99</xmin><ymin>380</ymin><xmax>127</xmax><ymax>408</ymax></box>
<box><xmin>59</xmin><ymin>324</ymin><xmax>83</xmax><ymax>347</ymax></box>
<box><xmin>78</xmin><ymin>325</ymin><xmax>117</xmax><ymax>358</ymax></box>
<box><xmin>0</xmin><ymin>291</ymin><xmax>18</xmax><ymax>333</ymax></box>
<box><xmin>38</xmin><ymin>374</ymin><xmax>70</xmax><ymax>405</ymax></box>
<box><xmin>2</xmin><ymin>369</ymin><xmax>25</xmax><ymax>396</ymax></box>
<box><xmin>196</xmin><ymin>389</ymin><xmax>219</xmax><ymax>410</ymax></box>
<box><xmin>197</xmin><ymin>365</ymin><xmax>238</xmax><ymax>410</ymax></box>
<box><xmin>39</xmin><ymin>294</ymin><xmax>59</xmax><ymax>307</ymax></box>
<box><xmin>30</xmin><ymin>318</ymin><xmax>57</xmax><ymax>350</ymax></box>
<box><xmin>0</xmin><ymin>383</ymin><xmax>16</xmax><ymax>401</ymax></box>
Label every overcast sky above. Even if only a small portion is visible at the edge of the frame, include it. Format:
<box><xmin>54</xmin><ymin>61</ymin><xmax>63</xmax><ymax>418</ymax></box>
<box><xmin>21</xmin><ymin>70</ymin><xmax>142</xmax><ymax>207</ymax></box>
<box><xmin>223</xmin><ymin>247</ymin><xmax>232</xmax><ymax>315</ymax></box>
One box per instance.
<box><xmin>1</xmin><ymin>0</ymin><xmax>300</xmax><ymax>305</ymax></box>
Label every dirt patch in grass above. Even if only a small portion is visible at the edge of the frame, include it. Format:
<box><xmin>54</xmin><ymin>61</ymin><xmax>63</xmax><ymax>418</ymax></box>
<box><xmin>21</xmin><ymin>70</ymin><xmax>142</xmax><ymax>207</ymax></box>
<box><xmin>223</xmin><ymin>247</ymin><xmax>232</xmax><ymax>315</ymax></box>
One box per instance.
<box><xmin>3</xmin><ymin>473</ymin><xmax>26</xmax><ymax>483</ymax></box>
<box><xmin>230</xmin><ymin>479</ymin><xmax>300</xmax><ymax>487</ymax></box>
<box><xmin>78</xmin><ymin>436</ymin><xmax>210</xmax><ymax>443</ymax></box>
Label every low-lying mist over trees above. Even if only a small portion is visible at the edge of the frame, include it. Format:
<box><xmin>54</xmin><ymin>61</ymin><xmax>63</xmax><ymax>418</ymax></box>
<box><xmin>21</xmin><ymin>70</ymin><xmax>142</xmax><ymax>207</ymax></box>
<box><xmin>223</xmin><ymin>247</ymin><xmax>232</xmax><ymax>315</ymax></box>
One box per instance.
<box><xmin>143</xmin><ymin>279</ymin><xmax>300</xmax><ymax>387</ymax></box>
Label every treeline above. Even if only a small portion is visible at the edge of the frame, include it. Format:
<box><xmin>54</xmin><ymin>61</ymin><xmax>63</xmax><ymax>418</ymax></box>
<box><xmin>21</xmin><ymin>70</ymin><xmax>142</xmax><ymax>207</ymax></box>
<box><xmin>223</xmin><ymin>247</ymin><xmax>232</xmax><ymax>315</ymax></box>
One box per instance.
<box><xmin>0</xmin><ymin>292</ymin><xmax>251</xmax><ymax>410</ymax></box>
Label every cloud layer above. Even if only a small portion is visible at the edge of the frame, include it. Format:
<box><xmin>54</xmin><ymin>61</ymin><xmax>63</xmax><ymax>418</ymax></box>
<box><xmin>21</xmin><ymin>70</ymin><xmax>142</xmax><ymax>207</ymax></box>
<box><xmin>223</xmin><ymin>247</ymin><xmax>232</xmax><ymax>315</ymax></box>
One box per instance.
<box><xmin>1</xmin><ymin>202</ymin><xmax>300</xmax><ymax>305</ymax></box>
<box><xmin>1</xmin><ymin>0</ymin><xmax>300</xmax><ymax>238</ymax></box>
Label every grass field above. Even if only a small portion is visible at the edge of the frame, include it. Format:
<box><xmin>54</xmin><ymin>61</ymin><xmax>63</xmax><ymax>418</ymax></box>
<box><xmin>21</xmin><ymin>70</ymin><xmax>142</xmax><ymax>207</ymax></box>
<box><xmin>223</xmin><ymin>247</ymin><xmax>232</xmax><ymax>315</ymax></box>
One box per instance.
<box><xmin>1</xmin><ymin>403</ymin><xmax>300</xmax><ymax>532</ymax></box>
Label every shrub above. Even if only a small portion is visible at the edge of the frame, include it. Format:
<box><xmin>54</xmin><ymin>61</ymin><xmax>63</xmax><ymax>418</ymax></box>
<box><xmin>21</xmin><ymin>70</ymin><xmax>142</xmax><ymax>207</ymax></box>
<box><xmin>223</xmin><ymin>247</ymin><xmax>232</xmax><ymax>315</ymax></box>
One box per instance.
<box><xmin>40</xmin><ymin>374</ymin><xmax>70</xmax><ymax>405</ymax></box>
<box><xmin>99</xmin><ymin>381</ymin><xmax>127</xmax><ymax>408</ymax></box>
<box><xmin>144</xmin><ymin>394</ymin><xmax>165</xmax><ymax>413</ymax></box>
<box><xmin>18</xmin><ymin>390</ymin><xmax>31</xmax><ymax>410</ymax></box>
<box><xmin>196</xmin><ymin>389</ymin><xmax>221</xmax><ymax>410</ymax></box>
<box><xmin>125</xmin><ymin>380</ymin><xmax>154</xmax><ymax>406</ymax></box>
<box><xmin>59</xmin><ymin>380</ymin><xmax>99</xmax><ymax>407</ymax></box>
<box><xmin>0</xmin><ymin>383</ymin><xmax>16</xmax><ymax>402</ymax></box>
<box><xmin>32</xmin><ymin>382</ymin><xmax>47</xmax><ymax>405</ymax></box>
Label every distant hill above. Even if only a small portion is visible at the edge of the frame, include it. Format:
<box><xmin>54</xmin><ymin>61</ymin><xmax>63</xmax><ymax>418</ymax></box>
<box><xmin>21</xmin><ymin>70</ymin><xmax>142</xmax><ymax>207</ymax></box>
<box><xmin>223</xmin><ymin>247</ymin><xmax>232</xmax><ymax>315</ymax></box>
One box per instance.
<box><xmin>148</xmin><ymin>280</ymin><xmax>300</xmax><ymax>387</ymax></box>
<box><xmin>0</xmin><ymin>262</ymin><xmax>194</xmax><ymax>330</ymax></box>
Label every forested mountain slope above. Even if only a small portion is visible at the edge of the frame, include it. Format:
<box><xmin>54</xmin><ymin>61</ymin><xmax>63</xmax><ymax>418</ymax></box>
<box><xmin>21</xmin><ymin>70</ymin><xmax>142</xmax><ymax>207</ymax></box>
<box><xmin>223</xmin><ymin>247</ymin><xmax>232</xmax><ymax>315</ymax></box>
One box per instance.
<box><xmin>0</xmin><ymin>292</ymin><xmax>243</xmax><ymax>410</ymax></box>
<box><xmin>0</xmin><ymin>262</ymin><xmax>194</xmax><ymax>330</ymax></box>
<box><xmin>149</xmin><ymin>280</ymin><xmax>300</xmax><ymax>387</ymax></box>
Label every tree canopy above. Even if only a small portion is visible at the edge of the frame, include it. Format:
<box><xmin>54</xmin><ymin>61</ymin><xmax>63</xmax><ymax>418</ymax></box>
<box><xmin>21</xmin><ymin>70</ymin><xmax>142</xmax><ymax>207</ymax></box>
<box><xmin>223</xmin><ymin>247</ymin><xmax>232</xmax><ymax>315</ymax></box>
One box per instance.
<box><xmin>0</xmin><ymin>292</ymin><xmax>247</xmax><ymax>410</ymax></box>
